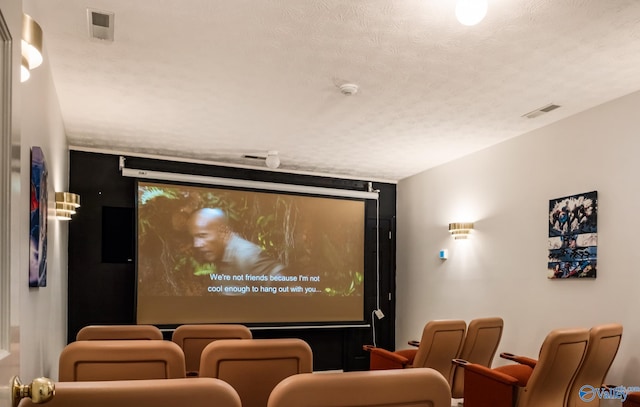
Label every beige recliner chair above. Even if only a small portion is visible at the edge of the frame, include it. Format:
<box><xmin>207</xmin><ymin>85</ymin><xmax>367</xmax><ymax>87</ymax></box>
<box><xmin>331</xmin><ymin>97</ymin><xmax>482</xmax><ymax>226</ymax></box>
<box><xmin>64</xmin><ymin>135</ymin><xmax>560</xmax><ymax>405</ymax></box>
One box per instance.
<box><xmin>364</xmin><ymin>319</ymin><xmax>466</xmax><ymax>387</ymax></box>
<box><xmin>172</xmin><ymin>324</ymin><xmax>252</xmax><ymax>376</ymax></box>
<box><xmin>76</xmin><ymin>324</ymin><xmax>163</xmax><ymax>341</ymax></box>
<box><xmin>18</xmin><ymin>378</ymin><xmax>241</xmax><ymax>407</ymax></box>
<box><xmin>199</xmin><ymin>338</ymin><xmax>313</xmax><ymax>407</ymax></box>
<box><xmin>456</xmin><ymin>327</ymin><xmax>590</xmax><ymax>407</ymax></box>
<box><xmin>451</xmin><ymin>316</ymin><xmax>504</xmax><ymax>398</ymax></box>
<box><xmin>58</xmin><ymin>339</ymin><xmax>186</xmax><ymax>381</ymax></box>
<box><xmin>566</xmin><ymin>323</ymin><xmax>623</xmax><ymax>407</ymax></box>
<box><xmin>267</xmin><ymin>368</ymin><xmax>452</xmax><ymax>407</ymax></box>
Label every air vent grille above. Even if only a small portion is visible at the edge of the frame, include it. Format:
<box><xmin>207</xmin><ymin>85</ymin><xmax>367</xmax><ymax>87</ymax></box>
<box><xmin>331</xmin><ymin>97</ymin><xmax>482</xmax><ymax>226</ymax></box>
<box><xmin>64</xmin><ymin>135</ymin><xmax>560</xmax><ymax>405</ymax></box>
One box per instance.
<box><xmin>522</xmin><ymin>103</ymin><xmax>561</xmax><ymax>119</ymax></box>
<box><xmin>87</xmin><ymin>8</ymin><xmax>114</xmax><ymax>41</ymax></box>
<box><xmin>91</xmin><ymin>12</ymin><xmax>110</xmax><ymax>28</ymax></box>
<box><xmin>540</xmin><ymin>104</ymin><xmax>561</xmax><ymax>113</ymax></box>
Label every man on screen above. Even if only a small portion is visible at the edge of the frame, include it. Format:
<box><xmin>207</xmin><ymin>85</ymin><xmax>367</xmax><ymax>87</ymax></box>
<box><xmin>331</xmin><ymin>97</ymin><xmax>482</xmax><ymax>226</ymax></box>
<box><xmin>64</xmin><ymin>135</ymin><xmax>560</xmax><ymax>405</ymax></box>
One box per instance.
<box><xmin>188</xmin><ymin>208</ymin><xmax>285</xmax><ymax>280</ymax></box>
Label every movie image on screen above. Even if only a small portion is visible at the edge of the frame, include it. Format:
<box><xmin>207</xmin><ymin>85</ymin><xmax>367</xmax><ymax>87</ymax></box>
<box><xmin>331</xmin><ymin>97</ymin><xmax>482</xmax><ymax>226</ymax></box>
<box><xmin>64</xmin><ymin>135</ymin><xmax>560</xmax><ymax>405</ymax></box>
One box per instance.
<box><xmin>136</xmin><ymin>180</ymin><xmax>365</xmax><ymax>325</ymax></box>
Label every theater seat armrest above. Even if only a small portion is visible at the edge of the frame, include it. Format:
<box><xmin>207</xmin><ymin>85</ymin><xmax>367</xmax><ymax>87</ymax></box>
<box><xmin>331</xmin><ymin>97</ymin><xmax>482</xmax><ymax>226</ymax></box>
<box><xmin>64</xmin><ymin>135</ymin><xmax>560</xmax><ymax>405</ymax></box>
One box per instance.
<box><xmin>463</xmin><ymin>363</ymin><xmax>520</xmax><ymax>386</ymax></box>
<box><xmin>499</xmin><ymin>352</ymin><xmax>537</xmax><ymax>368</ymax></box>
<box><xmin>452</xmin><ymin>358</ymin><xmax>469</xmax><ymax>367</ymax></box>
<box><xmin>365</xmin><ymin>346</ymin><xmax>410</xmax><ymax>368</ymax></box>
<box><xmin>408</xmin><ymin>340</ymin><xmax>420</xmax><ymax>347</ymax></box>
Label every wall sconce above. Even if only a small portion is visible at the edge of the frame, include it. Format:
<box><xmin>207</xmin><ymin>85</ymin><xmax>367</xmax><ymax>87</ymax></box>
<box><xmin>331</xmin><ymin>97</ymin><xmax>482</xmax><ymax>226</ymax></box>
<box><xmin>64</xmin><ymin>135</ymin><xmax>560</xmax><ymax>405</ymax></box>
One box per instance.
<box><xmin>21</xmin><ymin>56</ymin><xmax>30</xmax><ymax>82</ymax></box>
<box><xmin>21</xmin><ymin>13</ymin><xmax>43</xmax><ymax>83</ymax></box>
<box><xmin>55</xmin><ymin>192</ymin><xmax>80</xmax><ymax>220</ymax></box>
<box><xmin>449</xmin><ymin>222</ymin><xmax>474</xmax><ymax>239</ymax></box>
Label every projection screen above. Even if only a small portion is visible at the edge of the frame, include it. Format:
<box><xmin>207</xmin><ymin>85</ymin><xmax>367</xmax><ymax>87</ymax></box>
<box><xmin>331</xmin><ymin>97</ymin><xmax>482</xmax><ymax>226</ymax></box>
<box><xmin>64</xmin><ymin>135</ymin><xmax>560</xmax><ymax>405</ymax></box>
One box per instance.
<box><xmin>135</xmin><ymin>180</ymin><xmax>366</xmax><ymax>325</ymax></box>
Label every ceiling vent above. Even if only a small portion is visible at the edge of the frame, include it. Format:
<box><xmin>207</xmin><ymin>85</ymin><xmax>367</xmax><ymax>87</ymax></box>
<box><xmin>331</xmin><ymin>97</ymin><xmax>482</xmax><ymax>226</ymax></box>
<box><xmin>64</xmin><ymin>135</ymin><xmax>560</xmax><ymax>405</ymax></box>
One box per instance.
<box><xmin>87</xmin><ymin>8</ymin><xmax>114</xmax><ymax>41</ymax></box>
<box><xmin>522</xmin><ymin>103</ymin><xmax>561</xmax><ymax>119</ymax></box>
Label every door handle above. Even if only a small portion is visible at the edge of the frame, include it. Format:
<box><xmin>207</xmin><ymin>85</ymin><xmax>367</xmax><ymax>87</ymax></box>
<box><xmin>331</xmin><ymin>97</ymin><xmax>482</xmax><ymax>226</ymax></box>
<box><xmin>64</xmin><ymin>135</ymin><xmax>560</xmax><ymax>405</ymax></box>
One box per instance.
<box><xmin>10</xmin><ymin>376</ymin><xmax>54</xmax><ymax>407</ymax></box>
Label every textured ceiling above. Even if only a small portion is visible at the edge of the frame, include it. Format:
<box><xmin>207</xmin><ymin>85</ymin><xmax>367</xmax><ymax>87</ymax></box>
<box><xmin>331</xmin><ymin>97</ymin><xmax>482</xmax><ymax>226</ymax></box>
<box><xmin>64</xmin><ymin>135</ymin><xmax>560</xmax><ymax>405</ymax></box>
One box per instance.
<box><xmin>25</xmin><ymin>0</ymin><xmax>640</xmax><ymax>181</ymax></box>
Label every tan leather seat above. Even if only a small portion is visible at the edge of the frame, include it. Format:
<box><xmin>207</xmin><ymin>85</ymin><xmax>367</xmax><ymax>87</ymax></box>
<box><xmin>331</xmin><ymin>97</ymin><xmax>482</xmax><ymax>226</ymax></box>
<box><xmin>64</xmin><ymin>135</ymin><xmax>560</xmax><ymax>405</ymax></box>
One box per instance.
<box><xmin>459</xmin><ymin>327</ymin><xmax>590</xmax><ymax>407</ymax></box>
<box><xmin>199</xmin><ymin>338</ymin><xmax>313</xmax><ymax>407</ymax></box>
<box><xmin>567</xmin><ymin>323</ymin><xmax>623</xmax><ymax>407</ymax></box>
<box><xmin>451</xmin><ymin>316</ymin><xmax>504</xmax><ymax>398</ymax></box>
<box><xmin>365</xmin><ymin>319</ymin><xmax>466</xmax><ymax>386</ymax></box>
<box><xmin>76</xmin><ymin>324</ymin><xmax>163</xmax><ymax>341</ymax></box>
<box><xmin>267</xmin><ymin>368</ymin><xmax>452</xmax><ymax>407</ymax></box>
<box><xmin>58</xmin><ymin>340</ymin><xmax>186</xmax><ymax>381</ymax></box>
<box><xmin>172</xmin><ymin>324</ymin><xmax>252</xmax><ymax>376</ymax></box>
<box><xmin>18</xmin><ymin>378</ymin><xmax>241</xmax><ymax>407</ymax></box>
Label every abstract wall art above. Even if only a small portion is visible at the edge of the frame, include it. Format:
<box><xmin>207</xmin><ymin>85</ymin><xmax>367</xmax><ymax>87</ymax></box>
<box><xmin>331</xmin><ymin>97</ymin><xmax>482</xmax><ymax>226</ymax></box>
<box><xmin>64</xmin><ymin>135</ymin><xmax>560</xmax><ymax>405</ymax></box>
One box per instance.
<box><xmin>548</xmin><ymin>191</ymin><xmax>598</xmax><ymax>279</ymax></box>
<box><xmin>29</xmin><ymin>146</ymin><xmax>48</xmax><ymax>287</ymax></box>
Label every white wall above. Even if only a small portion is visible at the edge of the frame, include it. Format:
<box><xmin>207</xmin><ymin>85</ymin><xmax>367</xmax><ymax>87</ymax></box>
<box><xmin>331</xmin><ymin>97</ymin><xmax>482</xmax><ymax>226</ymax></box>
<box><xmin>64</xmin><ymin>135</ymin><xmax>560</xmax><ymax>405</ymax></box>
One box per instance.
<box><xmin>397</xmin><ymin>90</ymin><xmax>640</xmax><ymax>387</ymax></box>
<box><xmin>0</xmin><ymin>1</ymin><xmax>24</xmax><ymax>395</ymax></box>
<box><xmin>16</xmin><ymin>4</ymin><xmax>69</xmax><ymax>380</ymax></box>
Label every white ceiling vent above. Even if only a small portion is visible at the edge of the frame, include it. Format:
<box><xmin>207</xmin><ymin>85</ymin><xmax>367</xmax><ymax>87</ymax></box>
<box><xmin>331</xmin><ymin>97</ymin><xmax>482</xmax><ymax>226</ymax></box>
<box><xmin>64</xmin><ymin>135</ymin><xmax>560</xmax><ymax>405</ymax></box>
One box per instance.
<box><xmin>87</xmin><ymin>9</ymin><xmax>114</xmax><ymax>41</ymax></box>
<box><xmin>522</xmin><ymin>103</ymin><xmax>561</xmax><ymax>119</ymax></box>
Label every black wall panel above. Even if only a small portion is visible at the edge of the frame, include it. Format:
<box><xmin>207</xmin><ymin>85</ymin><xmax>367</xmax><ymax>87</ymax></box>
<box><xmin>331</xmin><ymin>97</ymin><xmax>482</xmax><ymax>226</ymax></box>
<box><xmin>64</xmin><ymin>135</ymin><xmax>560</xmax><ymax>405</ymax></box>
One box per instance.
<box><xmin>68</xmin><ymin>150</ymin><xmax>396</xmax><ymax>370</ymax></box>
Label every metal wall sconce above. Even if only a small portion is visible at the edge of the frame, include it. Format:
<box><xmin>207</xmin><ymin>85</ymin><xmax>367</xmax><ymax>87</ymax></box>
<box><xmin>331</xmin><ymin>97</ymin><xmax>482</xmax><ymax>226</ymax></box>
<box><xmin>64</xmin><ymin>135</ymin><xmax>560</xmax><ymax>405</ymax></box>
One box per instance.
<box><xmin>55</xmin><ymin>192</ymin><xmax>80</xmax><ymax>220</ymax></box>
<box><xmin>21</xmin><ymin>13</ymin><xmax>43</xmax><ymax>83</ymax></box>
<box><xmin>449</xmin><ymin>222</ymin><xmax>474</xmax><ymax>239</ymax></box>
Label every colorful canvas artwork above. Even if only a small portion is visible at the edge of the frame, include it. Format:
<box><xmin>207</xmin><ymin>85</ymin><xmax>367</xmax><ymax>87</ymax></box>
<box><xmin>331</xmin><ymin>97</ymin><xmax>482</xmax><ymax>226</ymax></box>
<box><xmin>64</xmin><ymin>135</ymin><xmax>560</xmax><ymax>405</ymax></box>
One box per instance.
<box><xmin>29</xmin><ymin>146</ymin><xmax>48</xmax><ymax>287</ymax></box>
<box><xmin>548</xmin><ymin>191</ymin><xmax>597</xmax><ymax>279</ymax></box>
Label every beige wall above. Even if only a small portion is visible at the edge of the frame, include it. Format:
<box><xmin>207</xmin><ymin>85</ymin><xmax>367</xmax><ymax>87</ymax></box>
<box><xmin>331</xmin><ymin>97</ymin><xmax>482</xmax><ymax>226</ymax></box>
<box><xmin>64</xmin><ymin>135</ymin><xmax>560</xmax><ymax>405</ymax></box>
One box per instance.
<box><xmin>397</xmin><ymin>90</ymin><xmax>640</xmax><ymax>387</ymax></box>
<box><xmin>18</xmin><ymin>42</ymin><xmax>69</xmax><ymax>381</ymax></box>
<box><xmin>0</xmin><ymin>0</ymin><xmax>69</xmax><ymax>386</ymax></box>
<box><xmin>0</xmin><ymin>1</ymin><xmax>23</xmax><ymax>399</ymax></box>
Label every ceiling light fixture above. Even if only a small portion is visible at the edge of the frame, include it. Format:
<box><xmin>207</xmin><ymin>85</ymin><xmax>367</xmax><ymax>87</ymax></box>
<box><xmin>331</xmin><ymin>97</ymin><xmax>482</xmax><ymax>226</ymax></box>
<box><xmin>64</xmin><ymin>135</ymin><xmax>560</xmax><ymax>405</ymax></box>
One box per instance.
<box><xmin>455</xmin><ymin>0</ymin><xmax>488</xmax><ymax>26</ymax></box>
<box><xmin>22</xmin><ymin>14</ymin><xmax>43</xmax><ymax>70</ymax></box>
<box><xmin>265</xmin><ymin>151</ymin><xmax>280</xmax><ymax>169</ymax></box>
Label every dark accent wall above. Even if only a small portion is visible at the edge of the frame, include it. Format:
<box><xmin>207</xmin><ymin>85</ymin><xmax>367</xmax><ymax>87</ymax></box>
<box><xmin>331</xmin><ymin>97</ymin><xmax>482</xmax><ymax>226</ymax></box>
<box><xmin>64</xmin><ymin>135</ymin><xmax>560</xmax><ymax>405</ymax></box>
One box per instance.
<box><xmin>68</xmin><ymin>150</ymin><xmax>396</xmax><ymax>371</ymax></box>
